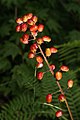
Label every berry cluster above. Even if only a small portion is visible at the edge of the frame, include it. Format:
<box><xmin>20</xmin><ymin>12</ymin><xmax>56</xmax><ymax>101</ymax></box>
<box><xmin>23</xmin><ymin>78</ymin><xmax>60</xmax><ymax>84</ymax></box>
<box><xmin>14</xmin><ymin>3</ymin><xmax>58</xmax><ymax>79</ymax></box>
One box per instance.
<box><xmin>16</xmin><ymin>13</ymin><xmax>74</xmax><ymax>118</ymax></box>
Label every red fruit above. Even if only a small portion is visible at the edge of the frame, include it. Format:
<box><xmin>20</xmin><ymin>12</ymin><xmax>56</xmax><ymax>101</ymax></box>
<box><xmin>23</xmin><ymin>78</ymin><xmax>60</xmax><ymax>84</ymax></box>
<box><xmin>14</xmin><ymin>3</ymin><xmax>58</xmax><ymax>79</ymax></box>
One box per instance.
<box><xmin>55</xmin><ymin>71</ymin><xmax>62</xmax><ymax>80</ymax></box>
<box><xmin>68</xmin><ymin>80</ymin><xmax>73</xmax><ymax>88</ymax></box>
<box><xmin>27</xmin><ymin>13</ymin><xmax>33</xmax><ymax>20</ymax></box>
<box><xmin>50</xmin><ymin>64</ymin><xmax>55</xmax><ymax>70</ymax></box>
<box><xmin>30</xmin><ymin>45</ymin><xmax>37</xmax><ymax>53</ymax></box>
<box><xmin>20</xmin><ymin>35</ymin><xmax>29</xmax><ymax>44</ymax></box>
<box><xmin>60</xmin><ymin>65</ymin><xmax>69</xmax><ymax>72</ymax></box>
<box><xmin>22</xmin><ymin>15</ymin><xmax>28</xmax><ymax>22</ymax></box>
<box><xmin>31</xmin><ymin>31</ymin><xmax>38</xmax><ymax>37</ymax></box>
<box><xmin>42</xmin><ymin>36</ymin><xmax>51</xmax><ymax>42</ymax></box>
<box><xmin>58</xmin><ymin>94</ymin><xmax>65</xmax><ymax>102</ymax></box>
<box><xmin>21</xmin><ymin>23</ymin><xmax>28</xmax><ymax>32</ymax></box>
<box><xmin>16</xmin><ymin>17</ymin><xmax>23</xmax><ymax>24</ymax></box>
<box><xmin>32</xmin><ymin>43</ymin><xmax>38</xmax><ymax>49</ymax></box>
<box><xmin>36</xmin><ymin>63</ymin><xmax>43</xmax><ymax>68</ymax></box>
<box><xmin>32</xmin><ymin>16</ymin><xmax>38</xmax><ymax>23</ymax></box>
<box><xmin>37</xmin><ymin>72</ymin><xmax>44</xmax><ymax>80</ymax></box>
<box><xmin>45</xmin><ymin>48</ymin><xmax>51</xmax><ymax>57</ymax></box>
<box><xmin>16</xmin><ymin>25</ymin><xmax>21</xmax><ymax>32</ymax></box>
<box><xmin>50</xmin><ymin>47</ymin><xmax>58</xmax><ymax>53</ymax></box>
<box><xmin>56</xmin><ymin>110</ymin><xmax>63</xmax><ymax>118</ymax></box>
<box><xmin>38</xmin><ymin>24</ymin><xmax>44</xmax><ymax>32</ymax></box>
<box><xmin>37</xmin><ymin>38</ymin><xmax>43</xmax><ymax>45</ymax></box>
<box><xmin>46</xmin><ymin>94</ymin><xmax>52</xmax><ymax>103</ymax></box>
<box><xmin>28</xmin><ymin>52</ymin><xmax>35</xmax><ymax>59</ymax></box>
<box><xmin>22</xmin><ymin>33</ymin><xmax>29</xmax><ymax>44</ymax></box>
<box><xmin>36</xmin><ymin>56</ymin><xmax>43</xmax><ymax>63</ymax></box>
<box><xmin>27</xmin><ymin>19</ymin><xmax>34</xmax><ymax>25</ymax></box>
<box><xmin>30</xmin><ymin>25</ymin><xmax>38</xmax><ymax>32</ymax></box>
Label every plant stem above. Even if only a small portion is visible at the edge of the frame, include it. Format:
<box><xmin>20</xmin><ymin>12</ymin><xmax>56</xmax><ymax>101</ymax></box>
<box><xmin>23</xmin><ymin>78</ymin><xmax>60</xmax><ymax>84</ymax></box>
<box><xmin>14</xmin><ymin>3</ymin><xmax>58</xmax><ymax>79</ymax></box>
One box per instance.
<box><xmin>38</xmin><ymin>44</ymin><xmax>74</xmax><ymax>120</ymax></box>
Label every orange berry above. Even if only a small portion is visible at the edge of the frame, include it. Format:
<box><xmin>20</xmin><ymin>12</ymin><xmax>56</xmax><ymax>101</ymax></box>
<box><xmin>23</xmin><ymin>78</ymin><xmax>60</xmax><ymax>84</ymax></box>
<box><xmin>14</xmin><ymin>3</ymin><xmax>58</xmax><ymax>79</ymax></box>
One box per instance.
<box><xmin>56</xmin><ymin>110</ymin><xmax>63</xmax><ymax>118</ymax></box>
<box><xmin>21</xmin><ymin>23</ymin><xmax>28</xmax><ymax>32</ymax></box>
<box><xmin>30</xmin><ymin>25</ymin><xmax>38</xmax><ymax>32</ymax></box>
<box><xmin>38</xmin><ymin>24</ymin><xmax>44</xmax><ymax>32</ymax></box>
<box><xmin>55</xmin><ymin>71</ymin><xmax>62</xmax><ymax>80</ymax></box>
<box><xmin>16</xmin><ymin>17</ymin><xmax>23</xmax><ymax>24</ymax></box>
<box><xmin>45</xmin><ymin>48</ymin><xmax>51</xmax><ymax>57</ymax></box>
<box><xmin>42</xmin><ymin>36</ymin><xmax>51</xmax><ymax>42</ymax></box>
<box><xmin>37</xmin><ymin>38</ymin><xmax>43</xmax><ymax>45</ymax></box>
<box><xmin>46</xmin><ymin>94</ymin><xmax>52</xmax><ymax>103</ymax></box>
<box><xmin>27</xmin><ymin>13</ymin><xmax>33</xmax><ymax>20</ymax></box>
<box><xmin>32</xmin><ymin>15</ymin><xmax>38</xmax><ymax>23</ymax></box>
<box><xmin>16</xmin><ymin>25</ymin><xmax>21</xmax><ymax>32</ymax></box>
<box><xmin>36</xmin><ymin>63</ymin><xmax>43</xmax><ymax>68</ymax></box>
<box><xmin>37</xmin><ymin>72</ymin><xmax>44</xmax><ymax>80</ymax></box>
<box><xmin>27</xmin><ymin>19</ymin><xmax>34</xmax><ymax>25</ymax></box>
<box><xmin>68</xmin><ymin>80</ymin><xmax>73</xmax><ymax>88</ymax></box>
<box><xmin>58</xmin><ymin>94</ymin><xmax>65</xmax><ymax>102</ymax></box>
<box><xmin>36</xmin><ymin>56</ymin><xmax>43</xmax><ymax>63</ymax></box>
<box><xmin>50</xmin><ymin>64</ymin><xmax>55</xmax><ymax>70</ymax></box>
<box><xmin>22</xmin><ymin>15</ymin><xmax>28</xmax><ymax>22</ymax></box>
<box><xmin>28</xmin><ymin>52</ymin><xmax>35</xmax><ymax>59</ymax></box>
<box><xmin>60</xmin><ymin>65</ymin><xmax>69</xmax><ymax>72</ymax></box>
<box><xmin>50</xmin><ymin>47</ymin><xmax>58</xmax><ymax>53</ymax></box>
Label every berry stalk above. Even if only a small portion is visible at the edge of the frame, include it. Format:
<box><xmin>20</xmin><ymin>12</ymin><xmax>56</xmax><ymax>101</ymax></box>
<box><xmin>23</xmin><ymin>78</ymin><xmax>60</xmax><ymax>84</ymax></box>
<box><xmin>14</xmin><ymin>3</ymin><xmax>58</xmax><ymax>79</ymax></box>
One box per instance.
<box><xmin>38</xmin><ymin>44</ymin><xmax>74</xmax><ymax>120</ymax></box>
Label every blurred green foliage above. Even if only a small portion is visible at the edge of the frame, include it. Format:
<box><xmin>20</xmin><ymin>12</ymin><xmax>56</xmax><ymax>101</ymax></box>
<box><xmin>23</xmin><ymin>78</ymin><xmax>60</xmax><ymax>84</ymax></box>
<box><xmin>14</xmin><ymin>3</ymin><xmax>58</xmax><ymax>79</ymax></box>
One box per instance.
<box><xmin>0</xmin><ymin>0</ymin><xmax>80</xmax><ymax>119</ymax></box>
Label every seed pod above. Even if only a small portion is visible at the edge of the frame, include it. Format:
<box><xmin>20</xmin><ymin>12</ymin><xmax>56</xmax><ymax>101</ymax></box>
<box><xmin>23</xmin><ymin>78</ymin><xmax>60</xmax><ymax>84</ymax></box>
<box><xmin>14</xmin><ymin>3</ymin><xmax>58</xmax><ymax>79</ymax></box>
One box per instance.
<box><xmin>36</xmin><ymin>56</ymin><xmax>43</xmax><ymax>63</ymax></box>
<box><xmin>28</xmin><ymin>52</ymin><xmax>35</xmax><ymax>59</ymax></box>
<box><xmin>36</xmin><ymin>63</ymin><xmax>43</xmax><ymax>68</ymax></box>
<box><xmin>30</xmin><ymin>25</ymin><xmax>38</xmax><ymax>32</ymax></box>
<box><xmin>38</xmin><ymin>24</ymin><xmax>44</xmax><ymax>32</ymax></box>
<box><xmin>16</xmin><ymin>17</ymin><xmax>23</xmax><ymax>24</ymax></box>
<box><xmin>56</xmin><ymin>110</ymin><xmax>63</xmax><ymax>118</ymax></box>
<box><xmin>45</xmin><ymin>48</ymin><xmax>51</xmax><ymax>57</ymax></box>
<box><xmin>55</xmin><ymin>71</ymin><xmax>62</xmax><ymax>80</ymax></box>
<box><xmin>21</xmin><ymin>23</ymin><xmax>28</xmax><ymax>32</ymax></box>
<box><xmin>37</xmin><ymin>72</ymin><xmax>44</xmax><ymax>80</ymax></box>
<box><xmin>60</xmin><ymin>65</ymin><xmax>69</xmax><ymax>72</ymax></box>
<box><xmin>50</xmin><ymin>64</ymin><xmax>55</xmax><ymax>70</ymax></box>
<box><xmin>37</xmin><ymin>38</ymin><xmax>43</xmax><ymax>45</ymax></box>
<box><xmin>68</xmin><ymin>80</ymin><xmax>73</xmax><ymax>88</ymax></box>
<box><xmin>46</xmin><ymin>94</ymin><xmax>52</xmax><ymax>103</ymax></box>
<box><xmin>58</xmin><ymin>94</ymin><xmax>65</xmax><ymax>102</ymax></box>
<box><xmin>42</xmin><ymin>36</ymin><xmax>51</xmax><ymax>42</ymax></box>
<box><xmin>50</xmin><ymin>47</ymin><xmax>58</xmax><ymax>53</ymax></box>
<box><xmin>16</xmin><ymin>25</ymin><xmax>21</xmax><ymax>32</ymax></box>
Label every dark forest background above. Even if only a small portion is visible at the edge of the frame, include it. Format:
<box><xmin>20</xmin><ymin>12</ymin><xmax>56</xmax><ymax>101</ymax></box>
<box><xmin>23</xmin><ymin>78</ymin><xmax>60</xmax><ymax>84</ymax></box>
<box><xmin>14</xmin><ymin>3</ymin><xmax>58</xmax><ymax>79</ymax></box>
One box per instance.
<box><xmin>0</xmin><ymin>0</ymin><xmax>80</xmax><ymax>120</ymax></box>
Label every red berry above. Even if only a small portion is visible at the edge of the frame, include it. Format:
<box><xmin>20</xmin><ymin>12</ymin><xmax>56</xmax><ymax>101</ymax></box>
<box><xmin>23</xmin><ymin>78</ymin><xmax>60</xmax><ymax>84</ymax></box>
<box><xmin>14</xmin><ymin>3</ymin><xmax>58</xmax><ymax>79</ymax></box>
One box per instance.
<box><xmin>22</xmin><ymin>33</ymin><xmax>29</xmax><ymax>44</ymax></box>
<box><xmin>55</xmin><ymin>71</ymin><xmax>62</xmax><ymax>80</ymax></box>
<box><xmin>37</xmin><ymin>72</ymin><xmax>44</xmax><ymax>80</ymax></box>
<box><xmin>60</xmin><ymin>65</ymin><xmax>69</xmax><ymax>72</ymax></box>
<box><xmin>45</xmin><ymin>48</ymin><xmax>51</xmax><ymax>57</ymax></box>
<box><xmin>22</xmin><ymin>15</ymin><xmax>28</xmax><ymax>22</ymax></box>
<box><xmin>42</xmin><ymin>36</ymin><xmax>51</xmax><ymax>42</ymax></box>
<box><xmin>50</xmin><ymin>64</ymin><xmax>55</xmax><ymax>70</ymax></box>
<box><xmin>36</xmin><ymin>63</ymin><xmax>43</xmax><ymax>68</ymax></box>
<box><xmin>68</xmin><ymin>80</ymin><xmax>73</xmax><ymax>88</ymax></box>
<box><xmin>38</xmin><ymin>24</ymin><xmax>44</xmax><ymax>32</ymax></box>
<box><xmin>20</xmin><ymin>35</ymin><xmax>29</xmax><ymax>44</ymax></box>
<box><xmin>27</xmin><ymin>19</ymin><xmax>34</xmax><ymax>26</ymax></box>
<box><xmin>50</xmin><ymin>47</ymin><xmax>58</xmax><ymax>53</ymax></box>
<box><xmin>36</xmin><ymin>56</ymin><xmax>43</xmax><ymax>63</ymax></box>
<box><xmin>16</xmin><ymin>25</ymin><xmax>21</xmax><ymax>32</ymax></box>
<box><xmin>31</xmin><ymin>31</ymin><xmax>38</xmax><ymax>37</ymax></box>
<box><xmin>27</xmin><ymin>13</ymin><xmax>33</xmax><ymax>20</ymax></box>
<box><xmin>37</xmin><ymin>38</ymin><xmax>43</xmax><ymax>45</ymax></box>
<box><xmin>46</xmin><ymin>94</ymin><xmax>52</xmax><ymax>103</ymax></box>
<box><xmin>56</xmin><ymin>110</ymin><xmax>63</xmax><ymax>118</ymax></box>
<box><xmin>16</xmin><ymin>17</ymin><xmax>23</xmax><ymax>24</ymax></box>
<box><xmin>32</xmin><ymin>16</ymin><xmax>38</xmax><ymax>23</ymax></box>
<box><xmin>30</xmin><ymin>25</ymin><xmax>38</xmax><ymax>32</ymax></box>
<box><xmin>28</xmin><ymin>52</ymin><xmax>35</xmax><ymax>59</ymax></box>
<box><xmin>21</xmin><ymin>23</ymin><xmax>28</xmax><ymax>32</ymax></box>
<box><xmin>30</xmin><ymin>43</ymin><xmax>38</xmax><ymax>53</ymax></box>
<box><xmin>58</xmin><ymin>94</ymin><xmax>65</xmax><ymax>102</ymax></box>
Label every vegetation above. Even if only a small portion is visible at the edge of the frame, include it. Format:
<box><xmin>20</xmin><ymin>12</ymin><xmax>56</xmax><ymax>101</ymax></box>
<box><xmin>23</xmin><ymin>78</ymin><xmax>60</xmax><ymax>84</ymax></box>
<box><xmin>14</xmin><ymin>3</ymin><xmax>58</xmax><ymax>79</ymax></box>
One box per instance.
<box><xmin>0</xmin><ymin>0</ymin><xmax>80</xmax><ymax>119</ymax></box>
